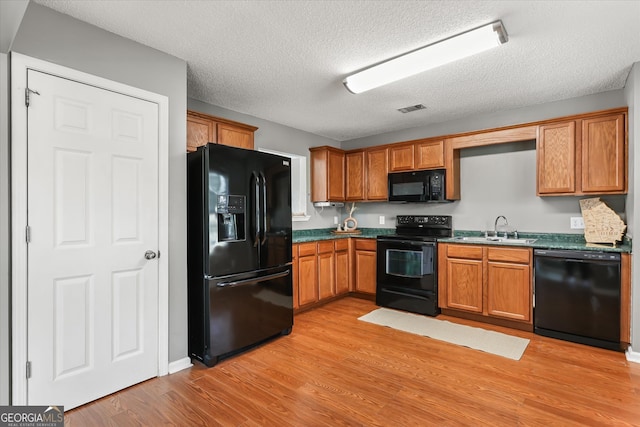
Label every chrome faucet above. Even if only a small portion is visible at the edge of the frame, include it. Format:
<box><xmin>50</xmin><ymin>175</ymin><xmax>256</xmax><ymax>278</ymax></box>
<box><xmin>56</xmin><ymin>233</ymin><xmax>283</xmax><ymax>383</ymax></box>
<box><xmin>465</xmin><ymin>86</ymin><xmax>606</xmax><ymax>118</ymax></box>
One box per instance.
<box><xmin>494</xmin><ymin>215</ymin><xmax>508</xmax><ymax>238</ymax></box>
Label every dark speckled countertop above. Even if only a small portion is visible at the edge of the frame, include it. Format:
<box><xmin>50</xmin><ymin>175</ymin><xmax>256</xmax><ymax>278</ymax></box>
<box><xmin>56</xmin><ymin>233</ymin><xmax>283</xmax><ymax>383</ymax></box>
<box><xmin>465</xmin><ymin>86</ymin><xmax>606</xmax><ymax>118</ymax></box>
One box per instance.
<box><xmin>441</xmin><ymin>230</ymin><xmax>631</xmax><ymax>253</ymax></box>
<box><xmin>293</xmin><ymin>228</ymin><xmax>394</xmax><ymax>243</ymax></box>
<box><xmin>293</xmin><ymin>228</ymin><xmax>631</xmax><ymax>253</ymax></box>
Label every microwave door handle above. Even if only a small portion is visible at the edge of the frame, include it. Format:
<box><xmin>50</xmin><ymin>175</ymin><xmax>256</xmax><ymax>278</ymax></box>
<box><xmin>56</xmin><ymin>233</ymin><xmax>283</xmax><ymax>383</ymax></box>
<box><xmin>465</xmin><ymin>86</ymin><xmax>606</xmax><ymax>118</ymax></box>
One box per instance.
<box><xmin>424</xmin><ymin>177</ymin><xmax>430</xmax><ymax>200</ymax></box>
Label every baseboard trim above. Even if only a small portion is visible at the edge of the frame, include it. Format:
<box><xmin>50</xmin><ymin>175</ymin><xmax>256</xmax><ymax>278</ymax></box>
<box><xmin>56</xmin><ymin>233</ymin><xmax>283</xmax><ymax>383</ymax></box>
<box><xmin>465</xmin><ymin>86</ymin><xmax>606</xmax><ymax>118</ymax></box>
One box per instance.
<box><xmin>168</xmin><ymin>357</ymin><xmax>193</xmax><ymax>374</ymax></box>
<box><xmin>625</xmin><ymin>346</ymin><xmax>640</xmax><ymax>364</ymax></box>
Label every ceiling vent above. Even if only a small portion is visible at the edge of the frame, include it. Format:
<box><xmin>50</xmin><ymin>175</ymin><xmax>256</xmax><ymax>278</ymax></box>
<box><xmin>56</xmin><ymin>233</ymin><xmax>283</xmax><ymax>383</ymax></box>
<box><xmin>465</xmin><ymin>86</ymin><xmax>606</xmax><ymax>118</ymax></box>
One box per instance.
<box><xmin>397</xmin><ymin>104</ymin><xmax>426</xmax><ymax>113</ymax></box>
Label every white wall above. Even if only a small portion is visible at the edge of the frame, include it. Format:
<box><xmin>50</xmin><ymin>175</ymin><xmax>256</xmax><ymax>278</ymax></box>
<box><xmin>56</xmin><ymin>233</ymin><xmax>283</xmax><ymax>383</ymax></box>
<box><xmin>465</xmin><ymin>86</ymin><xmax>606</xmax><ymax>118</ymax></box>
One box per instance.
<box><xmin>343</xmin><ymin>90</ymin><xmax>628</xmax><ymax>233</ymax></box>
<box><xmin>0</xmin><ymin>52</ymin><xmax>10</xmax><ymax>405</ymax></box>
<box><xmin>10</xmin><ymin>2</ymin><xmax>189</xmax><ymax>364</ymax></box>
<box><xmin>0</xmin><ymin>0</ymin><xmax>29</xmax><ymax>407</ymax></box>
<box><xmin>348</xmin><ymin>140</ymin><xmax>626</xmax><ymax>232</ymax></box>
<box><xmin>0</xmin><ymin>0</ymin><xmax>28</xmax><ymax>53</ymax></box>
<box><xmin>624</xmin><ymin>62</ymin><xmax>639</xmax><ymax>354</ymax></box>
<box><xmin>188</xmin><ymin>98</ymin><xmax>342</xmax><ymax>230</ymax></box>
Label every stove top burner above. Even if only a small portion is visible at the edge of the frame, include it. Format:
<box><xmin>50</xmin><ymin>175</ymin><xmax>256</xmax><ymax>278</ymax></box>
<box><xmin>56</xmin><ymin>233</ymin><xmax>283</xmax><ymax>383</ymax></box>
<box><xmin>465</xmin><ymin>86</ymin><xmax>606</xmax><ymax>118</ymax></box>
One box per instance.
<box><xmin>379</xmin><ymin>234</ymin><xmax>440</xmax><ymax>242</ymax></box>
<box><xmin>393</xmin><ymin>215</ymin><xmax>453</xmax><ymax>239</ymax></box>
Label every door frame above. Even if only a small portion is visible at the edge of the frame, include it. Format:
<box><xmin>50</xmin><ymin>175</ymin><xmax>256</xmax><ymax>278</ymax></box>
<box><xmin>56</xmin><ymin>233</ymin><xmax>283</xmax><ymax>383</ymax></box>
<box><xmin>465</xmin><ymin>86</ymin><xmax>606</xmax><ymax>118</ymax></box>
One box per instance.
<box><xmin>10</xmin><ymin>52</ymin><xmax>170</xmax><ymax>404</ymax></box>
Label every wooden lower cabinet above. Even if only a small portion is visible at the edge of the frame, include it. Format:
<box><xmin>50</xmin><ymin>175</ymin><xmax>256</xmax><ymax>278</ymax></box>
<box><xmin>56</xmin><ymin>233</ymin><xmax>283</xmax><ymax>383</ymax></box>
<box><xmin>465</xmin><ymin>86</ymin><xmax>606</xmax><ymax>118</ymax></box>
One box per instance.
<box><xmin>486</xmin><ymin>263</ymin><xmax>531</xmax><ymax>322</ymax></box>
<box><xmin>354</xmin><ymin>239</ymin><xmax>377</xmax><ymax>294</ymax></box>
<box><xmin>446</xmin><ymin>258</ymin><xmax>483</xmax><ymax>313</ymax></box>
<box><xmin>297</xmin><ymin>242</ymin><xmax>319</xmax><ymax>307</ymax></box>
<box><xmin>317</xmin><ymin>241</ymin><xmax>336</xmax><ymax>299</ymax></box>
<box><xmin>335</xmin><ymin>239</ymin><xmax>350</xmax><ymax>295</ymax></box>
<box><xmin>293</xmin><ymin>238</ymin><xmax>355</xmax><ymax>310</ymax></box>
<box><xmin>440</xmin><ymin>243</ymin><xmax>532</xmax><ymax>326</ymax></box>
<box><xmin>292</xmin><ymin>246</ymin><xmax>299</xmax><ymax>310</ymax></box>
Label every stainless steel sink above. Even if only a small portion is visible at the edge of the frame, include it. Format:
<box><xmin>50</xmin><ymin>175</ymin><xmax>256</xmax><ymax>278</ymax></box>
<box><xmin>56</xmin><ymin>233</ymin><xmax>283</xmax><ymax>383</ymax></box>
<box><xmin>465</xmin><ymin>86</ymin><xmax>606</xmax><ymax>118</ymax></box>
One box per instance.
<box><xmin>451</xmin><ymin>236</ymin><xmax>537</xmax><ymax>245</ymax></box>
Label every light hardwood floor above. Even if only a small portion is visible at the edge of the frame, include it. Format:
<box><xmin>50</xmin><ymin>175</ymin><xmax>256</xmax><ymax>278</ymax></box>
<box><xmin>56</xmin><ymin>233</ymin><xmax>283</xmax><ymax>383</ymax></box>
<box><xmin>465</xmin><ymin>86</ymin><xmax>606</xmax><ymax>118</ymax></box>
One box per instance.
<box><xmin>65</xmin><ymin>297</ymin><xmax>640</xmax><ymax>426</ymax></box>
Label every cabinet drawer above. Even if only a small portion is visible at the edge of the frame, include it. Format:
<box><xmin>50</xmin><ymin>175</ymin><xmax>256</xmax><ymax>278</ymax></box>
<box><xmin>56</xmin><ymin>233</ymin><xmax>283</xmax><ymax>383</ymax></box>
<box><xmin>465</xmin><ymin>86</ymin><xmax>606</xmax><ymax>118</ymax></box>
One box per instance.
<box><xmin>298</xmin><ymin>242</ymin><xmax>317</xmax><ymax>257</ymax></box>
<box><xmin>354</xmin><ymin>239</ymin><xmax>377</xmax><ymax>251</ymax></box>
<box><xmin>334</xmin><ymin>239</ymin><xmax>349</xmax><ymax>251</ymax></box>
<box><xmin>447</xmin><ymin>244</ymin><xmax>483</xmax><ymax>260</ymax></box>
<box><xmin>317</xmin><ymin>240</ymin><xmax>334</xmax><ymax>254</ymax></box>
<box><xmin>487</xmin><ymin>247</ymin><xmax>531</xmax><ymax>264</ymax></box>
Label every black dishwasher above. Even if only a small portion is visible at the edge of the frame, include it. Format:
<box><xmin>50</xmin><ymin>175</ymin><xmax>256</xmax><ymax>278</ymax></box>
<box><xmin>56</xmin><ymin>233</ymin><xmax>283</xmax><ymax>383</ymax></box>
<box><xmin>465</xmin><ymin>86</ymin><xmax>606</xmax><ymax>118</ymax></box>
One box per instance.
<box><xmin>534</xmin><ymin>249</ymin><xmax>621</xmax><ymax>351</ymax></box>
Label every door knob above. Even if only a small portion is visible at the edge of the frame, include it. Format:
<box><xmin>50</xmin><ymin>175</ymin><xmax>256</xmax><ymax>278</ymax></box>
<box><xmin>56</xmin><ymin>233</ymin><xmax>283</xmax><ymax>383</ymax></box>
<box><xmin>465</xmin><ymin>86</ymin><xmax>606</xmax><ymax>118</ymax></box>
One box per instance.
<box><xmin>144</xmin><ymin>250</ymin><xmax>157</xmax><ymax>260</ymax></box>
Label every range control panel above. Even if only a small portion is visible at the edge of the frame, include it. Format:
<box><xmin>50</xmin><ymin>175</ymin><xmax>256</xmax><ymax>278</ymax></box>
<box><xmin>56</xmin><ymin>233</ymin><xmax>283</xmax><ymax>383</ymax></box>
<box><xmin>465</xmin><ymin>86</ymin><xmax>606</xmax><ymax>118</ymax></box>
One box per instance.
<box><xmin>396</xmin><ymin>215</ymin><xmax>452</xmax><ymax>227</ymax></box>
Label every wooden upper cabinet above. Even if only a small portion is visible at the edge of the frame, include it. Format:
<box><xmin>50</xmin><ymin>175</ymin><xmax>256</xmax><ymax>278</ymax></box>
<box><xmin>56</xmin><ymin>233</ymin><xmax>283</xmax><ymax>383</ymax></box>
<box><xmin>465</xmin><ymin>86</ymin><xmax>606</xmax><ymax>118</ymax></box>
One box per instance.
<box><xmin>581</xmin><ymin>113</ymin><xmax>625</xmax><ymax>193</ymax></box>
<box><xmin>217</xmin><ymin>123</ymin><xmax>254</xmax><ymax>150</ymax></box>
<box><xmin>187</xmin><ymin>110</ymin><xmax>257</xmax><ymax>152</ymax></box>
<box><xmin>537</xmin><ymin>121</ymin><xmax>576</xmax><ymax>195</ymax></box>
<box><xmin>187</xmin><ymin>114</ymin><xmax>215</xmax><ymax>152</ymax></box>
<box><xmin>389</xmin><ymin>144</ymin><xmax>414</xmax><ymax>172</ymax></box>
<box><xmin>366</xmin><ymin>147</ymin><xmax>389</xmax><ymax>200</ymax></box>
<box><xmin>537</xmin><ymin>112</ymin><xmax>627</xmax><ymax>196</ymax></box>
<box><xmin>415</xmin><ymin>139</ymin><xmax>445</xmax><ymax>169</ymax></box>
<box><xmin>310</xmin><ymin>146</ymin><xmax>345</xmax><ymax>202</ymax></box>
<box><xmin>345</xmin><ymin>150</ymin><xmax>365</xmax><ymax>201</ymax></box>
<box><xmin>389</xmin><ymin>139</ymin><xmax>445</xmax><ymax>171</ymax></box>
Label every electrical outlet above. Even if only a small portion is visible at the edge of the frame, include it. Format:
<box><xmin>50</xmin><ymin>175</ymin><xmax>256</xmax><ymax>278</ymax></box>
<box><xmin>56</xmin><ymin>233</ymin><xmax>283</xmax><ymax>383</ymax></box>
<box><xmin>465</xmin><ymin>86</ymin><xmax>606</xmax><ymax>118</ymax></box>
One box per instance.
<box><xmin>333</xmin><ymin>216</ymin><xmax>338</xmax><ymax>225</ymax></box>
<box><xmin>379</xmin><ymin>215</ymin><xmax>385</xmax><ymax>225</ymax></box>
<box><xmin>570</xmin><ymin>216</ymin><xmax>585</xmax><ymax>229</ymax></box>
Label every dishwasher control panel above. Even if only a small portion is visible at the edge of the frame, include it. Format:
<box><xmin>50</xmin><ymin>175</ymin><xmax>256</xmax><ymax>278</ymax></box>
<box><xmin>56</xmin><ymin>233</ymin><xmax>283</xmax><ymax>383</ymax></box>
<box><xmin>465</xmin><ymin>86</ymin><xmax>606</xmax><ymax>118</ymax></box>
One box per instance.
<box><xmin>534</xmin><ymin>249</ymin><xmax>620</xmax><ymax>261</ymax></box>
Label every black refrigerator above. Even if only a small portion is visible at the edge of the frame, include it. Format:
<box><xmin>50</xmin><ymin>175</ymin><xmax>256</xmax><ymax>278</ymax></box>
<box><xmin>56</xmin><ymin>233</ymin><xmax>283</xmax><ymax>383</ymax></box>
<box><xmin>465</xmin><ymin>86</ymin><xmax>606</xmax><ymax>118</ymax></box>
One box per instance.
<box><xmin>187</xmin><ymin>143</ymin><xmax>293</xmax><ymax>367</ymax></box>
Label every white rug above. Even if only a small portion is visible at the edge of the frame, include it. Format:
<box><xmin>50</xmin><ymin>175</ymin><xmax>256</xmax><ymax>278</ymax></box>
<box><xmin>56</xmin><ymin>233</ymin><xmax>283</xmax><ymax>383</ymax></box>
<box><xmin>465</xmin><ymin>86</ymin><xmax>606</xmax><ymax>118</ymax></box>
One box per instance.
<box><xmin>358</xmin><ymin>308</ymin><xmax>529</xmax><ymax>361</ymax></box>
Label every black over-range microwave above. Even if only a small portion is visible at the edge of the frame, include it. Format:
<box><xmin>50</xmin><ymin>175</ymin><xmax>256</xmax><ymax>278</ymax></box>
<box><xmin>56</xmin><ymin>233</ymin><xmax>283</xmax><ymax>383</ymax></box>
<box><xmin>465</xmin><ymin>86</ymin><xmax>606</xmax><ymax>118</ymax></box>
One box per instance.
<box><xmin>388</xmin><ymin>169</ymin><xmax>448</xmax><ymax>202</ymax></box>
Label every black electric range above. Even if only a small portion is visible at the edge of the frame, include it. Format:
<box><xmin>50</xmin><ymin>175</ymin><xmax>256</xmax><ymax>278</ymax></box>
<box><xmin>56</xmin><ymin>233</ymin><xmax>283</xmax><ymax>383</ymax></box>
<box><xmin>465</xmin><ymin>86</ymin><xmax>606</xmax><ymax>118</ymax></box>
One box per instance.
<box><xmin>375</xmin><ymin>215</ymin><xmax>452</xmax><ymax>316</ymax></box>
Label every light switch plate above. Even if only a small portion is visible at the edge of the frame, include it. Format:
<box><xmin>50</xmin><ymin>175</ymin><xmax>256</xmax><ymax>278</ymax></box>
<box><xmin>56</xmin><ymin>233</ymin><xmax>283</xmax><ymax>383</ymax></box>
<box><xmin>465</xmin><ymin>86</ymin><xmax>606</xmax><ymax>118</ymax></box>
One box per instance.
<box><xmin>379</xmin><ymin>215</ymin><xmax>385</xmax><ymax>225</ymax></box>
<box><xmin>570</xmin><ymin>216</ymin><xmax>585</xmax><ymax>229</ymax></box>
<box><xmin>333</xmin><ymin>216</ymin><xmax>338</xmax><ymax>225</ymax></box>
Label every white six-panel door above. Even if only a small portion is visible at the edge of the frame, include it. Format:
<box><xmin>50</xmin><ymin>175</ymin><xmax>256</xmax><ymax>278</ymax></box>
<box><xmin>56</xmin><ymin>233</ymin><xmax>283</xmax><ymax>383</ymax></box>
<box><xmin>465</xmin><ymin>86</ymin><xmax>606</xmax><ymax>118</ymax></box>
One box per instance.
<box><xmin>26</xmin><ymin>69</ymin><xmax>159</xmax><ymax>409</ymax></box>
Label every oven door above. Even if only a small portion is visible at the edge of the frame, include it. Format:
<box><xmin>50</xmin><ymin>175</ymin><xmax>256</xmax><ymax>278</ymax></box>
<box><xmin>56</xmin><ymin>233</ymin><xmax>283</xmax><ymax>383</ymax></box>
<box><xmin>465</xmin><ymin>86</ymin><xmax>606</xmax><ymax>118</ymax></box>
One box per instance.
<box><xmin>376</xmin><ymin>237</ymin><xmax>439</xmax><ymax>315</ymax></box>
<box><xmin>376</xmin><ymin>238</ymin><xmax>436</xmax><ymax>291</ymax></box>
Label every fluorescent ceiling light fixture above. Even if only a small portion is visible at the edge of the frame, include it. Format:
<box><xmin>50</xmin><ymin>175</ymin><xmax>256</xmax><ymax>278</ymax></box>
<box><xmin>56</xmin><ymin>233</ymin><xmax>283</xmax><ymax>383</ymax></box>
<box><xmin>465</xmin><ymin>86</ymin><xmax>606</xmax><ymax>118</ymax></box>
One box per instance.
<box><xmin>343</xmin><ymin>20</ymin><xmax>508</xmax><ymax>94</ymax></box>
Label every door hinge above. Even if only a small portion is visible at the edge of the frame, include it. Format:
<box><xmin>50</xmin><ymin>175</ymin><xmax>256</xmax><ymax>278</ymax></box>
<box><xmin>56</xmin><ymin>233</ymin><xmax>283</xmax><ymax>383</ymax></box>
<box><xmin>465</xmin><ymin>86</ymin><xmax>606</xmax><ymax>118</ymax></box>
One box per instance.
<box><xmin>25</xmin><ymin>88</ymin><xmax>40</xmax><ymax>107</ymax></box>
<box><xmin>25</xmin><ymin>226</ymin><xmax>31</xmax><ymax>243</ymax></box>
<box><xmin>26</xmin><ymin>361</ymin><xmax>31</xmax><ymax>379</ymax></box>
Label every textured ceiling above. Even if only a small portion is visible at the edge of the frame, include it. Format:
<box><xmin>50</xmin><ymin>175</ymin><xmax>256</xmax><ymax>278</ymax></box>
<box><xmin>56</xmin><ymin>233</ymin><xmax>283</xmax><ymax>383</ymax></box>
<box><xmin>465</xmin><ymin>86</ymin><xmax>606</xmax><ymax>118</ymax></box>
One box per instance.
<box><xmin>33</xmin><ymin>0</ymin><xmax>640</xmax><ymax>142</ymax></box>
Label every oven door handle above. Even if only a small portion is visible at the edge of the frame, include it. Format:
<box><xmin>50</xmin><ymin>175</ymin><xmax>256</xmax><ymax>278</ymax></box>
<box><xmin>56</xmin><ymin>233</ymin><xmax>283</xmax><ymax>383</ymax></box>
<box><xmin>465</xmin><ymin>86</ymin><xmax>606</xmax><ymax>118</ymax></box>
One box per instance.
<box><xmin>386</xmin><ymin>272</ymin><xmax>428</xmax><ymax>279</ymax></box>
<box><xmin>381</xmin><ymin>288</ymin><xmax>433</xmax><ymax>300</ymax></box>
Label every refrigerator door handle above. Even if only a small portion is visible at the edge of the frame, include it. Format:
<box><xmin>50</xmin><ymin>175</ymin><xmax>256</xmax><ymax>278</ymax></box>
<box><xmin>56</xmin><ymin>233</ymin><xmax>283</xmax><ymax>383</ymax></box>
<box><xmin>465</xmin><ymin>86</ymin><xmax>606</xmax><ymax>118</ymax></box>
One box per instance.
<box><xmin>259</xmin><ymin>172</ymin><xmax>267</xmax><ymax>245</ymax></box>
<box><xmin>216</xmin><ymin>269</ymin><xmax>290</xmax><ymax>288</ymax></box>
<box><xmin>252</xmin><ymin>171</ymin><xmax>260</xmax><ymax>247</ymax></box>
